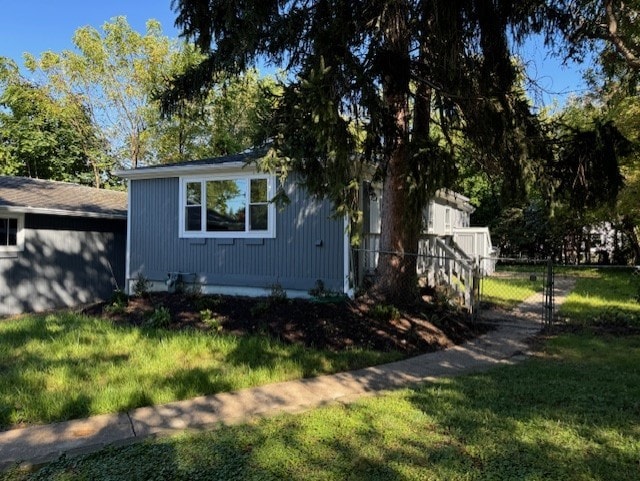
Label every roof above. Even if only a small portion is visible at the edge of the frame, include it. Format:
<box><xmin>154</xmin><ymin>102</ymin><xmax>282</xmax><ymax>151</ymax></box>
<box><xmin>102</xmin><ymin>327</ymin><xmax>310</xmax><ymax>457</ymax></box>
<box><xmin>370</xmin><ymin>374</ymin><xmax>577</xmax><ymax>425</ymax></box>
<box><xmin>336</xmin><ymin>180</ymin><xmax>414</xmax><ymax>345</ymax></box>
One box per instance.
<box><xmin>0</xmin><ymin>176</ymin><xmax>127</xmax><ymax>219</ymax></box>
<box><xmin>115</xmin><ymin>149</ymin><xmax>268</xmax><ymax>180</ymax></box>
<box><xmin>434</xmin><ymin>189</ymin><xmax>475</xmax><ymax>214</ymax></box>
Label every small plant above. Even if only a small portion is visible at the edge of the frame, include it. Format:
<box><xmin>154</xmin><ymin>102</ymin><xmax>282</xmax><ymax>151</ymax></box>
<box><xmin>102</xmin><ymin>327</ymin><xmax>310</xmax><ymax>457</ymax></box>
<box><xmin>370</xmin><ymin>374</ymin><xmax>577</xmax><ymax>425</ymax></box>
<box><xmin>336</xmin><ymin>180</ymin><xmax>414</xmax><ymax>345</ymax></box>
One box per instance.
<box><xmin>269</xmin><ymin>283</ymin><xmax>288</xmax><ymax>304</ymax></box>
<box><xmin>308</xmin><ymin>279</ymin><xmax>345</xmax><ymax>302</ymax></box>
<box><xmin>183</xmin><ymin>281</ymin><xmax>203</xmax><ymax>299</ymax></box>
<box><xmin>146</xmin><ymin>306</ymin><xmax>171</xmax><ymax>328</ymax></box>
<box><xmin>195</xmin><ymin>295</ymin><xmax>222</xmax><ymax>311</ymax></box>
<box><xmin>104</xmin><ymin>289</ymin><xmax>128</xmax><ymax>315</ymax></box>
<box><xmin>250</xmin><ymin>301</ymin><xmax>270</xmax><ymax>318</ymax></box>
<box><xmin>132</xmin><ymin>273</ymin><xmax>152</xmax><ymax>298</ymax></box>
<box><xmin>201</xmin><ymin>310</ymin><xmax>220</xmax><ymax>330</ymax></box>
<box><xmin>309</xmin><ymin>279</ymin><xmax>326</xmax><ymax>297</ymax></box>
<box><xmin>200</xmin><ymin>309</ymin><xmax>222</xmax><ymax>332</ymax></box>
<box><xmin>370</xmin><ymin>304</ymin><xmax>401</xmax><ymax>322</ymax></box>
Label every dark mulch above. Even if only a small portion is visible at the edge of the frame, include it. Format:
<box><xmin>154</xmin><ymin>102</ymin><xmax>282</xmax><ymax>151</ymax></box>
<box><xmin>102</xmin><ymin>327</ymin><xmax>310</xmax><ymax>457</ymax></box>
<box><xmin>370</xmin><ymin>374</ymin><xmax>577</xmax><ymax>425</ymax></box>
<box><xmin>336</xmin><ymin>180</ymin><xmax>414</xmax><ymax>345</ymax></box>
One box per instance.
<box><xmin>84</xmin><ymin>292</ymin><xmax>491</xmax><ymax>355</ymax></box>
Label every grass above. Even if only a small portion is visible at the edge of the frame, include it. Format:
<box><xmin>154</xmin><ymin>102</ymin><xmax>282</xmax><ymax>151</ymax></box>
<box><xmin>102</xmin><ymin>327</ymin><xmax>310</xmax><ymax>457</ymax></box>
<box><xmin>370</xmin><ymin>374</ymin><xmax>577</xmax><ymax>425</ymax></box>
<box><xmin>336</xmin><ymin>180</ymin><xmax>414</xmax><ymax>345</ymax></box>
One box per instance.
<box><xmin>558</xmin><ymin>267</ymin><xmax>640</xmax><ymax>324</ymax></box>
<box><xmin>6</xmin><ymin>331</ymin><xmax>639</xmax><ymax>480</ymax></box>
<box><xmin>0</xmin><ymin>313</ymin><xmax>402</xmax><ymax>428</ymax></box>
<box><xmin>4</xmin><ymin>267</ymin><xmax>640</xmax><ymax>479</ymax></box>
<box><xmin>480</xmin><ymin>275</ymin><xmax>545</xmax><ymax>308</ymax></box>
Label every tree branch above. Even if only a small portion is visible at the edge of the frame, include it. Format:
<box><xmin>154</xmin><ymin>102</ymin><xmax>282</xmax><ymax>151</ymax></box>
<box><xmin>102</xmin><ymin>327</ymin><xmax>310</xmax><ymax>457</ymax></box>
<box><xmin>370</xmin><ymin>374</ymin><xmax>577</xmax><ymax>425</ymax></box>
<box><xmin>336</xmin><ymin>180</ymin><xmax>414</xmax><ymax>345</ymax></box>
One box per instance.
<box><xmin>604</xmin><ymin>0</ymin><xmax>640</xmax><ymax>70</ymax></box>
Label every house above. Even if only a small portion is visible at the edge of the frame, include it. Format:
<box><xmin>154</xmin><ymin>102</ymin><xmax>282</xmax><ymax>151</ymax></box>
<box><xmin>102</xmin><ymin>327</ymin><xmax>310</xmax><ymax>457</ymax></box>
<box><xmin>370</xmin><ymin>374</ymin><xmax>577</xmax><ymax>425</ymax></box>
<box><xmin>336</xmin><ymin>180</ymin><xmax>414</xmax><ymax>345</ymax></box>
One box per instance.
<box><xmin>0</xmin><ymin>176</ymin><xmax>127</xmax><ymax>316</ymax></box>
<box><xmin>361</xmin><ymin>185</ymin><xmax>495</xmax><ymax>303</ymax></box>
<box><xmin>117</xmin><ymin>150</ymin><xmax>494</xmax><ymax>303</ymax></box>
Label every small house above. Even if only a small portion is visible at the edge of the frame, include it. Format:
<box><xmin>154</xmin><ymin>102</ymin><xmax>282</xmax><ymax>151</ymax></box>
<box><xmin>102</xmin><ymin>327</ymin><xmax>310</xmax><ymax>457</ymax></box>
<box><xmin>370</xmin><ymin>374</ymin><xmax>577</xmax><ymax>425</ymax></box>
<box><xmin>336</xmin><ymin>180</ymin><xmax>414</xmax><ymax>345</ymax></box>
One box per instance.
<box><xmin>118</xmin><ymin>150</ymin><xmax>494</xmax><ymax>302</ymax></box>
<box><xmin>0</xmin><ymin>176</ymin><xmax>127</xmax><ymax>316</ymax></box>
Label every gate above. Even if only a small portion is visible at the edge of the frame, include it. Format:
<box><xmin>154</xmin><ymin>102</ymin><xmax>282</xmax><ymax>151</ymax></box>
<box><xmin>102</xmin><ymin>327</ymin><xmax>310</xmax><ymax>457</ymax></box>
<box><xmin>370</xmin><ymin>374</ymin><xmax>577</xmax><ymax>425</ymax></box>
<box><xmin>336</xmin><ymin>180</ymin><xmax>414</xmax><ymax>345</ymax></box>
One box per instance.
<box><xmin>474</xmin><ymin>257</ymin><xmax>555</xmax><ymax>325</ymax></box>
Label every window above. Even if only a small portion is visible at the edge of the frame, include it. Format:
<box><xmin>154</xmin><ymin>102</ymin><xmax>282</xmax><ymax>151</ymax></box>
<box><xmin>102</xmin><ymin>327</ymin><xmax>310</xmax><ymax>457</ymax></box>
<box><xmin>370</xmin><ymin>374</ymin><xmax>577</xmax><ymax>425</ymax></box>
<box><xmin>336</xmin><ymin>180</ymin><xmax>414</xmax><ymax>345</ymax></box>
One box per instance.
<box><xmin>444</xmin><ymin>208</ymin><xmax>451</xmax><ymax>233</ymax></box>
<box><xmin>0</xmin><ymin>214</ymin><xmax>24</xmax><ymax>252</ymax></box>
<box><xmin>427</xmin><ymin>202</ymin><xmax>434</xmax><ymax>231</ymax></box>
<box><xmin>180</xmin><ymin>175</ymin><xmax>275</xmax><ymax>238</ymax></box>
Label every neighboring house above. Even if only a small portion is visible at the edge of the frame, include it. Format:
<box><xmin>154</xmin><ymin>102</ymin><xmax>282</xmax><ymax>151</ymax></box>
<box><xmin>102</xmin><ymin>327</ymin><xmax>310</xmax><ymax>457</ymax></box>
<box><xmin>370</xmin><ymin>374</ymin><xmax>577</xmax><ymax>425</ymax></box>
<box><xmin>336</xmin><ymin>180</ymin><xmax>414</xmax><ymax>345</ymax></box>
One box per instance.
<box><xmin>117</xmin><ymin>150</ymin><xmax>494</xmax><ymax>304</ymax></box>
<box><xmin>362</xmin><ymin>185</ymin><xmax>495</xmax><ymax>304</ymax></box>
<box><xmin>0</xmin><ymin>176</ymin><xmax>127</xmax><ymax>316</ymax></box>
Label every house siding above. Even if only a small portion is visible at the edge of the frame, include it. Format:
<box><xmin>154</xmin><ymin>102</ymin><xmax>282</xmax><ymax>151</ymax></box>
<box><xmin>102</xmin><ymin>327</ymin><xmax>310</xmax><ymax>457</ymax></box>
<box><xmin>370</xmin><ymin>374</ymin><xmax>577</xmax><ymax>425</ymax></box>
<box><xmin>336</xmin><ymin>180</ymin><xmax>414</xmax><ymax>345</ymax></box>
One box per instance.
<box><xmin>128</xmin><ymin>177</ymin><xmax>345</xmax><ymax>293</ymax></box>
<box><xmin>0</xmin><ymin>214</ymin><xmax>126</xmax><ymax>316</ymax></box>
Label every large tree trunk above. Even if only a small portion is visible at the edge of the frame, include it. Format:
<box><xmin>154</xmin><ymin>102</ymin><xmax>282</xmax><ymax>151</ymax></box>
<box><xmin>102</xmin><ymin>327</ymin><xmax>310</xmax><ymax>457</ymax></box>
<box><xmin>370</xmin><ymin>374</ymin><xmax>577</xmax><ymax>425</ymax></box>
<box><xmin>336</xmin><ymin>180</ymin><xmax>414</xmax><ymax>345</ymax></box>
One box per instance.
<box><xmin>372</xmin><ymin>1</ymin><xmax>422</xmax><ymax>304</ymax></box>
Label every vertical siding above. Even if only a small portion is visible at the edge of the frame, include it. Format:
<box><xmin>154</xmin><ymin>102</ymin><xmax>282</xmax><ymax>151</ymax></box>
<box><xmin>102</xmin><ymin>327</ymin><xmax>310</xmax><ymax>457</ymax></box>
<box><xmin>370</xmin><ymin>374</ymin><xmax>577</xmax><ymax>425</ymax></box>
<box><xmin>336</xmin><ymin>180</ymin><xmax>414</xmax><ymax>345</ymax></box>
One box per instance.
<box><xmin>0</xmin><ymin>215</ymin><xmax>126</xmax><ymax>316</ymax></box>
<box><xmin>129</xmin><ymin>177</ymin><xmax>345</xmax><ymax>292</ymax></box>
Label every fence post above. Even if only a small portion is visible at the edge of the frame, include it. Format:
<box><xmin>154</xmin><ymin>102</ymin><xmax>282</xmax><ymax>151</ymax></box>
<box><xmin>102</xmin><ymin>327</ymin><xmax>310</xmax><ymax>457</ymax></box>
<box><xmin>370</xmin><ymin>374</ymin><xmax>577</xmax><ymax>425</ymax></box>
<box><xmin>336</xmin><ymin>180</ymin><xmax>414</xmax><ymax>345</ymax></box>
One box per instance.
<box><xmin>543</xmin><ymin>258</ymin><xmax>554</xmax><ymax>325</ymax></box>
<box><xmin>471</xmin><ymin>260</ymin><xmax>481</xmax><ymax>322</ymax></box>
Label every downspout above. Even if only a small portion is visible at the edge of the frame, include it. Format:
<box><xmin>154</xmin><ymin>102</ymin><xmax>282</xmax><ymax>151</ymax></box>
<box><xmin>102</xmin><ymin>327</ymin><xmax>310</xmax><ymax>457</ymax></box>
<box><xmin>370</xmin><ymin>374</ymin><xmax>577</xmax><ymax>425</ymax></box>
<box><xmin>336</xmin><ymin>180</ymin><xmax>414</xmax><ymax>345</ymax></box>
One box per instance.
<box><xmin>124</xmin><ymin>179</ymin><xmax>132</xmax><ymax>295</ymax></box>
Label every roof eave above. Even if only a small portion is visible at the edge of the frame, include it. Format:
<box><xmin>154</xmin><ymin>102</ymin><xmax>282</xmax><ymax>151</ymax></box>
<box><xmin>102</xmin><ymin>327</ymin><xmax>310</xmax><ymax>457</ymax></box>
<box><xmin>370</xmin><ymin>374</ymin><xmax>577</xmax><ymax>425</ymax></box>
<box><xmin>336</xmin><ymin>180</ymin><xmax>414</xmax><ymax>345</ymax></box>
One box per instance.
<box><xmin>0</xmin><ymin>205</ymin><xmax>127</xmax><ymax>220</ymax></box>
<box><xmin>115</xmin><ymin>161</ymin><xmax>251</xmax><ymax>180</ymax></box>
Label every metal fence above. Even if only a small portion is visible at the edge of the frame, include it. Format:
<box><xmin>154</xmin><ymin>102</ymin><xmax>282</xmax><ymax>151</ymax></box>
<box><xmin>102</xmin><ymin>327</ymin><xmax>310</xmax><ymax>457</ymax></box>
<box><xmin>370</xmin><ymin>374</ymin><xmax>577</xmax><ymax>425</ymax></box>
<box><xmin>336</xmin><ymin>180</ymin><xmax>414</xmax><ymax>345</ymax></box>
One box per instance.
<box><xmin>475</xmin><ymin>257</ymin><xmax>554</xmax><ymax>325</ymax></box>
<box><xmin>354</xmin><ymin>246</ymin><xmax>561</xmax><ymax>324</ymax></box>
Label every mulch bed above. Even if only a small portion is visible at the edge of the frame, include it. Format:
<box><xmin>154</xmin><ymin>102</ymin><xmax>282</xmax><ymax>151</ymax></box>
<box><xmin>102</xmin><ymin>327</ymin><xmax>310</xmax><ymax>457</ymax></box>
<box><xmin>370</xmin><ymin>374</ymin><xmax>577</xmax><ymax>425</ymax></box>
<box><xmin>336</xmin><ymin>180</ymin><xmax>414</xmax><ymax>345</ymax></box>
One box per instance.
<box><xmin>84</xmin><ymin>292</ymin><xmax>491</xmax><ymax>356</ymax></box>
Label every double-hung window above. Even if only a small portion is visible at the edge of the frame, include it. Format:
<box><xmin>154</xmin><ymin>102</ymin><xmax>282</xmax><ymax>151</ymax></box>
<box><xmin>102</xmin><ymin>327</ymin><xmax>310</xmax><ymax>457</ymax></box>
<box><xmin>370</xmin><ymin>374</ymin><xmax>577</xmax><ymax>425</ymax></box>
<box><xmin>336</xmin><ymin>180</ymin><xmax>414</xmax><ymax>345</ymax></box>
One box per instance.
<box><xmin>0</xmin><ymin>214</ymin><xmax>24</xmax><ymax>253</ymax></box>
<box><xmin>180</xmin><ymin>175</ymin><xmax>276</xmax><ymax>238</ymax></box>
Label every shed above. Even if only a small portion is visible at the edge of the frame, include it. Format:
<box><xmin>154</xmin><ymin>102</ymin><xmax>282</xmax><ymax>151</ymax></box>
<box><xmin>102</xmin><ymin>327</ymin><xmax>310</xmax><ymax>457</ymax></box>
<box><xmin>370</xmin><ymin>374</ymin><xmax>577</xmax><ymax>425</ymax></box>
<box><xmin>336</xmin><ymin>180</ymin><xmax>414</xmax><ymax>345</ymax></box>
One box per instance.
<box><xmin>0</xmin><ymin>176</ymin><xmax>127</xmax><ymax>316</ymax></box>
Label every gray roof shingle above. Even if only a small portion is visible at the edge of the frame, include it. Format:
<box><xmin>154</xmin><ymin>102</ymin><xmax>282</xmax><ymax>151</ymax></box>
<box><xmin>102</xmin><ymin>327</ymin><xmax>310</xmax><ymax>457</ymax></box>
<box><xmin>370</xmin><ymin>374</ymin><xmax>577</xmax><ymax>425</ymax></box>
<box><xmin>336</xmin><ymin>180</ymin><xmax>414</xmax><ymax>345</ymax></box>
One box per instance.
<box><xmin>0</xmin><ymin>176</ymin><xmax>127</xmax><ymax>219</ymax></box>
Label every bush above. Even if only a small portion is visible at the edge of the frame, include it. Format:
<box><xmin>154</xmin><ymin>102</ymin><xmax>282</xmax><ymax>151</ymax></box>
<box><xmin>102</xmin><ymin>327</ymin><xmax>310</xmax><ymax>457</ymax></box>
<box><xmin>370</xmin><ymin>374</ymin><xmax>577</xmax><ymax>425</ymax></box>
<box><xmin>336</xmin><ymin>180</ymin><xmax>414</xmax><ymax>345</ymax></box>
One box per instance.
<box><xmin>146</xmin><ymin>306</ymin><xmax>171</xmax><ymax>328</ymax></box>
<box><xmin>104</xmin><ymin>289</ymin><xmax>128</xmax><ymax>315</ymax></box>
<box><xmin>133</xmin><ymin>273</ymin><xmax>151</xmax><ymax>298</ymax></box>
<box><xmin>200</xmin><ymin>309</ymin><xmax>222</xmax><ymax>332</ymax></box>
<box><xmin>269</xmin><ymin>283</ymin><xmax>288</xmax><ymax>304</ymax></box>
<box><xmin>370</xmin><ymin>304</ymin><xmax>401</xmax><ymax>322</ymax></box>
<box><xmin>250</xmin><ymin>301</ymin><xmax>270</xmax><ymax>318</ymax></box>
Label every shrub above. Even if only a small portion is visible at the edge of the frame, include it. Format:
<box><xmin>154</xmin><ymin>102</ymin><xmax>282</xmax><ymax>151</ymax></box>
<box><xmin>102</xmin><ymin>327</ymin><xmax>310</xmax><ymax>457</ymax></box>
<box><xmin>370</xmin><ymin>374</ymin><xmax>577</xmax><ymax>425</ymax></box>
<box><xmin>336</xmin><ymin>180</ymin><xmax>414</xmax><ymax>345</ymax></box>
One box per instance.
<box><xmin>370</xmin><ymin>304</ymin><xmax>401</xmax><ymax>322</ymax></box>
<box><xmin>195</xmin><ymin>295</ymin><xmax>223</xmax><ymax>311</ymax></box>
<box><xmin>132</xmin><ymin>273</ymin><xmax>152</xmax><ymax>298</ymax></box>
<box><xmin>269</xmin><ymin>283</ymin><xmax>288</xmax><ymax>303</ymax></box>
<box><xmin>250</xmin><ymin>301</ymin><xmax>270</xmax><ymax>318</ymax></box>
<box><xmin>146</xmin><ymin>306</ymin><xmax>171</xmax><ymax>328</ymax></box>
<box><xmin>200</xmin><ymin>309</ymin><xmax>222</xmax><ymax>332</ymax></box>
<box><xmin>104</xmin><ymin>289</ymin><xmax>128</xmax><ymax>315</ymax></box>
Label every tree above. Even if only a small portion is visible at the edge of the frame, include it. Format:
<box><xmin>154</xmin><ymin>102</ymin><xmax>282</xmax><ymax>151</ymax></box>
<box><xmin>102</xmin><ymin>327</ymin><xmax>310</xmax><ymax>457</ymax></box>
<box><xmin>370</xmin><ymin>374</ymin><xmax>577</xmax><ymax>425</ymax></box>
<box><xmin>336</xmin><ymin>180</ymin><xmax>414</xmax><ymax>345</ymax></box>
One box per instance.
<box><xmin>152</xmin><ymin>68</ymin><xmax>277</xmax><ymax>163</ymax></box>
<box><xmin>0</xmin><ymin>58</ymin><xmax>98</xmax><ymax>184</ymax></box>
<box><xmin>24</xmin><ymin>17</ymin><xmax>277</xmax><ymax>175</ymax></box>
<box><xmin>164</xmin><ymin>0</ymin><xmax>559</xmax><ymax>303</ymax></box>
<box><xmin>24</xmin><ymin>17</ymin><xmax>187</xmax><ymax>171</ymax></box>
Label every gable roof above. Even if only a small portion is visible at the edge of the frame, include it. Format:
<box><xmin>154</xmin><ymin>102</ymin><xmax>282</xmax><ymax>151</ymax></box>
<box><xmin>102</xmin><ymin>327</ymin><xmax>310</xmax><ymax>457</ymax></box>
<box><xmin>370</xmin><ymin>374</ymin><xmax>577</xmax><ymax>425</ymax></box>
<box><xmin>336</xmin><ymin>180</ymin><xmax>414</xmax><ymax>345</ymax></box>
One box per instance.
<box><xmin>0</xmin><ymin>176</ymin><xmax>127</xmax><ymax>219</ymax></box>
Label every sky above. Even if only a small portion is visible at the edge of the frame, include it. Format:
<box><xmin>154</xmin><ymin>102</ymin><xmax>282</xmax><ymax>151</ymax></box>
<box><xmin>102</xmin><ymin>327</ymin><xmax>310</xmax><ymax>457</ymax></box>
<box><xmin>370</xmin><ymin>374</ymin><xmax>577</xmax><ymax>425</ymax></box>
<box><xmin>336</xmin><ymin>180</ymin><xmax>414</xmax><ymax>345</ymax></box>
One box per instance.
<box><xmin>0</xmin><ymin>0</ymin><xmax>593</xmax><ymax>110</ymax></box>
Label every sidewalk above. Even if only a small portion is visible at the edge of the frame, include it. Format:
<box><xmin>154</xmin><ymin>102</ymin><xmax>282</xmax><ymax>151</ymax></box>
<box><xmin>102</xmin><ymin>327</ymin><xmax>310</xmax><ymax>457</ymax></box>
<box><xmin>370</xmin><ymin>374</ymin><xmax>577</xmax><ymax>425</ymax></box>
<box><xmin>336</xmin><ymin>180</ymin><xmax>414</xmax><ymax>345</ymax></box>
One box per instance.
<box><xmin>0</xmin><ymin>279</ymin><xmax>576</xmax><ymax>472</ymax></box>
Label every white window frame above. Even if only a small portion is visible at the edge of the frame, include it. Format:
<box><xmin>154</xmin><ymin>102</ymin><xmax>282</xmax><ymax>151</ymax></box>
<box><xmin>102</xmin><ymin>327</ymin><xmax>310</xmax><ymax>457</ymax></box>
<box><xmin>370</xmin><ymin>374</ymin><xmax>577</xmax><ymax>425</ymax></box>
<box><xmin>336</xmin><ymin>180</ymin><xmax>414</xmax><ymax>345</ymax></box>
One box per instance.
<box><xmin>444</xmin><ymin>207</ymin><xmax>451</xmax><ymax>234</ymax></box>
<box><xmin>179</xmin><ymin>174</ymin><xmax>277</xmax><ymax>239</ymax></box>
<box><xmin>0</xmin><ymin>213</ymin><xmax>25</xmax><ymax>253</ymax></box>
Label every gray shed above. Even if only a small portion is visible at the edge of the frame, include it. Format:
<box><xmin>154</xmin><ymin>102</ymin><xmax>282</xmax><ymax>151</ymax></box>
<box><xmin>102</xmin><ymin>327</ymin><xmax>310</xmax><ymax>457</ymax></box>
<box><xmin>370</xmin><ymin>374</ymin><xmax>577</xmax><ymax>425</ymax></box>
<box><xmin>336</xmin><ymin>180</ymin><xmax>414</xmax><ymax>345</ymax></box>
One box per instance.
<box><xmin>117</xmin><ymin>151</ymin><xmax>350</xmax><ymax>297</ymax></box>
<box><xmin>0</xmin><ymin>176</ymin><xmax>127</xmax><ymax>316</ymax></box>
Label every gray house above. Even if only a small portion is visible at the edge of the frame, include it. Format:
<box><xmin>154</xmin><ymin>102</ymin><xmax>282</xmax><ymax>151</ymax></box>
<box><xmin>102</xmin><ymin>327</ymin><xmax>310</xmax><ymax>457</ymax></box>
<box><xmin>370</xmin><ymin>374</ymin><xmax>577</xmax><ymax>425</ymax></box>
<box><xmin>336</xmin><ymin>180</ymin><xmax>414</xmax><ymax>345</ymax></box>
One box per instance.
<box><xmin>118</xmin><ymin>151</ymin><xmax>494</xmax><ymax>301</ymax></box>
<box><xmin>118</xmin><ymin>151</ymin><xmax>349</xmax><ymax>297</ymax></box>
<box><xmin>0</xmin><ymin>176</ymin><xmax>127</xmax><ymax>316</ymax></box>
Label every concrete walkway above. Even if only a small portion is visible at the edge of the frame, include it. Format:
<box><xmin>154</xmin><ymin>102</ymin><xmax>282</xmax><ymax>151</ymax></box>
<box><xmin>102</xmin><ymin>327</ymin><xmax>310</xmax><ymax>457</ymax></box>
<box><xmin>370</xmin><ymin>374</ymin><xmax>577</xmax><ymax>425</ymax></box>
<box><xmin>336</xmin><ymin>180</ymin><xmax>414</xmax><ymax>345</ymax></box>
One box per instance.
<box><xmin>0</xmin><ymin>278</ymin><xmax>576</xmax><ymax>472</ymax></box>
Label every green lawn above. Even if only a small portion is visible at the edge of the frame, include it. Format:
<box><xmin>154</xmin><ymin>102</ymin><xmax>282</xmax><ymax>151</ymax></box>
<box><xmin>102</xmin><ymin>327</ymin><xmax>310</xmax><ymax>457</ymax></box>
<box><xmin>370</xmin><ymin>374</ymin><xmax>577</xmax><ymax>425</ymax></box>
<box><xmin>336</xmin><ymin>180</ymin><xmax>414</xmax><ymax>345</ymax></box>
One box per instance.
<box><xmin>558</xmin><ymin>267</ymin><xmax>640</xmax><ymax>324</ymax></box>
<box><xmin>4</xmin><ymin>267</ymin><xmax>640</xmax><ymax>480</ymax></box>
<box><xmin>6</xmin><ymin>332</ymin><xmax>639</xmax><ymax>481</ymax></box>
<box><xmin>480</xmin><ymin>275</ymin><xmax>545</xmax><ymax>308</ymax></box>
<box><xmin>0</xmin><ymin>313</ymin><xmax>402</xmax><ymax>428</ymax></box>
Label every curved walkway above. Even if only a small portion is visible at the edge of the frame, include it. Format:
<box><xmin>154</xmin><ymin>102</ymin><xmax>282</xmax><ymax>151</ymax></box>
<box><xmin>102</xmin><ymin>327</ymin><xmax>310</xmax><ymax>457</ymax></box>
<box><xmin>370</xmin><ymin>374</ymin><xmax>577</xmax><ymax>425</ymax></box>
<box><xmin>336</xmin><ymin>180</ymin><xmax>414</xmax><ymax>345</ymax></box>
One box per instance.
<box><xmin>0</xmin><ymin>278</ymin><xmax>576</xmax><ymax>472</ymax></box>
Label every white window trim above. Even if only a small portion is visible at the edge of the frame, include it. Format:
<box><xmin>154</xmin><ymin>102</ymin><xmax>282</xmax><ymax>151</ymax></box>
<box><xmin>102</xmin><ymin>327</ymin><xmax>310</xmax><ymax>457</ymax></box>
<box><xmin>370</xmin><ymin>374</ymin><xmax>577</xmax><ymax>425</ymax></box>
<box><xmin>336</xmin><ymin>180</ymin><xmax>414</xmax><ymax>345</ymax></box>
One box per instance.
<box><xmin>444</xmin><ymin>207</ymin><xmax>452</xmax><ymax>234</ymax></box>
<box><xmin>179</xmin><ymin>174</ymin><xmax>277</xmax><ymax>239</ymax></box>
<box><xmin>0</xmin><ymin>213</ymin><xmax>25</xmax><ymax>253</ymax></box>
